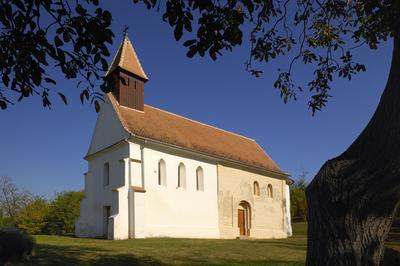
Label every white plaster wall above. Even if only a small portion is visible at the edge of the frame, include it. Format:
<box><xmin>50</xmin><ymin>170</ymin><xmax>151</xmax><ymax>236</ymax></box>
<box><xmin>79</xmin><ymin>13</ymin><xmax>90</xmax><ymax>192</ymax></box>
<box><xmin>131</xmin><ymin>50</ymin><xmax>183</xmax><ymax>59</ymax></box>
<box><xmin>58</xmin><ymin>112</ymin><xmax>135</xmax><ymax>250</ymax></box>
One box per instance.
<box><xmin>138</xmin><ymin>145</ymin><xmax>220</xmax><ymax>238</ymax></box>
<box><xmin>87</xmin><ymin>96</ymin><xmax>129</xmax><ymax>156</ymax></box>
<box><xmin>75</xmin><ymin>144</ymin><xmax>129</xmax><ymax>239</ymax></box>
<box><xmin>285</xmin><ymin>184</ymin><xmax>293</xmax><ymax>236</ymax></box>
<box><xmin>217</xmin><ymin>164</ymin><xmax>288</xmax><ymax>239</ymax></box>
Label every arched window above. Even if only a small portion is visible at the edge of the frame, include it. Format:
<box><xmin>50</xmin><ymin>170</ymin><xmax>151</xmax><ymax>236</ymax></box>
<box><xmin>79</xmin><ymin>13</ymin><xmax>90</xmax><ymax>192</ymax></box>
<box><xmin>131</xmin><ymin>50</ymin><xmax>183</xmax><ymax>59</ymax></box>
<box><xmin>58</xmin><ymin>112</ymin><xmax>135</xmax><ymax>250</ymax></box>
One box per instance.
<box><xmin>253</xmin><ymin>181</ymin><xmax>260</xmax><ymax>196</ymax></box>
<box><xmin>267</xmin><ymin>184</ymin><xmax>273</xmax><ymax>198</ymax></box>
<box><xmin>103</xmin><ymin>162</ymin><xmax>110</xmax><ymax>186</ymax></box>
<box><xmin>196</xmin><ymin>167</ymin><xmax>204</xmax><ymax>191</ymax></box>
<box><xmin>158</xmin><ymin>159</ymin><xmax>166</xmax><ymax>186</ymax></box>
<box><xmin>178</xmin><ymin>163</ymin><xmax>186</xmax><ymax>189</ymax></box>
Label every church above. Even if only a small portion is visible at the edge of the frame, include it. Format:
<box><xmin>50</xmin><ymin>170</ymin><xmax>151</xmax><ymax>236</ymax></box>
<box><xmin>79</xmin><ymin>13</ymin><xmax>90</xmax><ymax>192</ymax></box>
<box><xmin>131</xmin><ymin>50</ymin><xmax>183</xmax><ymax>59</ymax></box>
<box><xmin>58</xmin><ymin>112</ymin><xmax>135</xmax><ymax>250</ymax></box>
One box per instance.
<box><xmin>75</xmin><ymin>35</ymin><xmax>293</xmax><ymax>240</ymax></box>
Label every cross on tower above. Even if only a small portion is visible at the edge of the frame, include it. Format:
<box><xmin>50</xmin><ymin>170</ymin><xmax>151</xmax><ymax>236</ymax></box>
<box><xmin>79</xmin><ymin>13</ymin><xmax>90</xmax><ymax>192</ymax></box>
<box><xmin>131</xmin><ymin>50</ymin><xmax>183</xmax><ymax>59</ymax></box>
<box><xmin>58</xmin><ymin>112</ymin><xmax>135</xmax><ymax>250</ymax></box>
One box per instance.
<box><xmin>123</xmin><ymin>25</ymin><xmax>129</xmax><ymax>36</ymax></box>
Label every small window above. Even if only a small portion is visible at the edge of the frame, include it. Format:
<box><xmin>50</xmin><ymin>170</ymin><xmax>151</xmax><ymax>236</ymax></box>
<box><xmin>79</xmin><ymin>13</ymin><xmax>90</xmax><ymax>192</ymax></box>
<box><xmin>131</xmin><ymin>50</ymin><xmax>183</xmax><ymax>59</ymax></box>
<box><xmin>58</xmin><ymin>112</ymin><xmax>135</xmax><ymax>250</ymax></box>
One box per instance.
<box><xmin>104</xmin><ymin>162</ymin><xmax>110</xmax><ymax>186</ymax></box>
<box><xmin>253</xmin><ymin>181</ymin><xmax>260</xmax><ymax>196</ymax></box>
<box><xmin>178</xmin><ymin>163</ymin><xmax>186</xmax><ymax>189</ymax></box>
<box><xmin>158</xmin><ymin>159</ymin><xmax>167</xmax><ymax>186</ymax></box>
<box><xmin>267</xmin><ymin>184</ymin><xmax>273</xmax><ymax>198</ymax></box>
<box><xmin>196</xmin><ymin>167</ymin><xmax>204</xmax><ymax>191</ymax></box>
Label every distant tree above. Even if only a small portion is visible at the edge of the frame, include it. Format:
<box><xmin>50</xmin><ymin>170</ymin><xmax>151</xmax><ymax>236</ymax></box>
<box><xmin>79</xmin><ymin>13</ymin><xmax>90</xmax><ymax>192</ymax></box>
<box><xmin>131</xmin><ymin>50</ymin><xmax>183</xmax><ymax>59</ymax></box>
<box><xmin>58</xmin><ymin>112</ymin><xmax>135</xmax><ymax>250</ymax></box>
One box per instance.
<box><xmin>16</xmin><ymin>197</ymin><xmax>49</xmax><ymax>235</ymax></box>
<box><xmin>0</xmin><ymin>211</ymin><xmax>4</xmax><ymax>227</ymax></box>
<box><xmin>0</xmin><ymin>176</ymin><xmax>32</xmax><ymax>227</ymax></box>
<box><xmin>44</xmin><ymin>191</ymin><xmax>84</xmax><ymax>235</ymax></box>
<box><xmin>290</xmin><ymin>170</ymin><xmax>308</xmax><ymax>223</ymax></box>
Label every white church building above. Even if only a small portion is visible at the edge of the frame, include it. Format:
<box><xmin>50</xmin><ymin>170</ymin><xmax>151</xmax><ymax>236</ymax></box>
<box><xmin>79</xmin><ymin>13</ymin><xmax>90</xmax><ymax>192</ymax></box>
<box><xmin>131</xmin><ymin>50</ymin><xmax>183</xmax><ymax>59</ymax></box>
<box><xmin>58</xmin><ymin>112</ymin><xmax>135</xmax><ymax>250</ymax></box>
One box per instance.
<box><xmin>75</xmin><ymin>35</ymin><xmax>293</xmax><ymax>240</ymax></box>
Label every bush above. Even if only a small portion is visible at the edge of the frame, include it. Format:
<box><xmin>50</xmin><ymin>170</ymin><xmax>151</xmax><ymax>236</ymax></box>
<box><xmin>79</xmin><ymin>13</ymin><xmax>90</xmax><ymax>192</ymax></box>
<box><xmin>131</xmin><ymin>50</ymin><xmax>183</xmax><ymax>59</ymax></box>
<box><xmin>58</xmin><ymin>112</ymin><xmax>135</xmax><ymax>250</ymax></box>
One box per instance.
<box><xmin>45</xmin><ymin>191</ymin><xmax>84</xmax><ymax>235</ymax></box>
<box><xmin>16</xmin><ymin>198</ymin><xmax>49</xmax><ymax>235</ymax></box>
<box><xmin>0</xmin><ymin>229</ymin><xmax>35</xmax><ymax>264</ymax></box>
<box><xmin>290</xmin><ymin>178</ymin><xmax>308</xmax><ymax>222</ymax></box>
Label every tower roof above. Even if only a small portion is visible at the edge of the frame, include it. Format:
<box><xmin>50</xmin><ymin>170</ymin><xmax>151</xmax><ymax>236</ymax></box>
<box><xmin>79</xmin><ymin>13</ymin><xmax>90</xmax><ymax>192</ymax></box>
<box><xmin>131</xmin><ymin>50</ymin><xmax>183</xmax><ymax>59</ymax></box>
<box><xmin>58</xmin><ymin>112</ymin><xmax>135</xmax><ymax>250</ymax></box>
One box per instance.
<box><xmin>105</xmin><ymin>35</ymin><xmax>148</xmax><ymax>81</ymax></box>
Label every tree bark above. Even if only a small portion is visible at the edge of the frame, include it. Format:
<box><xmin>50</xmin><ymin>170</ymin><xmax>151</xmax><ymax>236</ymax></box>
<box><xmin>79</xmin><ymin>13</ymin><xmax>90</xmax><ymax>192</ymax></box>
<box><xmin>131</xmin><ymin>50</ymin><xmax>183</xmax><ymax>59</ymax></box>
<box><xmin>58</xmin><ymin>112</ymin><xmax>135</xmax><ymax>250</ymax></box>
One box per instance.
<box><xmin>306</xmin><ymin>32</ymin><xmax>400</xmax><ymax>265</ymax></box>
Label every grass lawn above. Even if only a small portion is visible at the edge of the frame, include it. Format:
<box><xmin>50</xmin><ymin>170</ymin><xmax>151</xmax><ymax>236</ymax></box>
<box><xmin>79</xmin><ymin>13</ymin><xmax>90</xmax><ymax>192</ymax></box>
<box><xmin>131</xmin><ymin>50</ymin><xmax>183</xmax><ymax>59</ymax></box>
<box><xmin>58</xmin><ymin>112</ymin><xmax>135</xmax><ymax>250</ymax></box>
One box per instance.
<box><xmin>25</xmin><ymin>223</ymin><xmax>307</xmax><ymax>266</ymax></box>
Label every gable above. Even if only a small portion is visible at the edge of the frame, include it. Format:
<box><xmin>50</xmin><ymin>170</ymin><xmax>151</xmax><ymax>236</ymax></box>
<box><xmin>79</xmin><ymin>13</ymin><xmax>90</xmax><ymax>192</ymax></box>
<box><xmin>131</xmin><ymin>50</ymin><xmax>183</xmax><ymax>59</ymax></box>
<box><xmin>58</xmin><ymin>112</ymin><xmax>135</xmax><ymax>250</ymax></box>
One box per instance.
<box><xmin>86</xmin><ymin>96</ymin><xmax>130</xmax><ymax>156</ymax></box>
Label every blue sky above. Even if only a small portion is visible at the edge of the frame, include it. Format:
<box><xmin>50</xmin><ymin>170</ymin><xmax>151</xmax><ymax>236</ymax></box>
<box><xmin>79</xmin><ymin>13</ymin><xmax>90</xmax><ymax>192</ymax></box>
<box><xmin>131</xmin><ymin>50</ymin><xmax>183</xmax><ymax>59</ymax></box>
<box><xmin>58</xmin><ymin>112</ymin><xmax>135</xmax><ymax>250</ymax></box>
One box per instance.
<box><xmin>0</xmin><ymin>1</ymin><xmax>393</xmax><ymax>198</ymax></box>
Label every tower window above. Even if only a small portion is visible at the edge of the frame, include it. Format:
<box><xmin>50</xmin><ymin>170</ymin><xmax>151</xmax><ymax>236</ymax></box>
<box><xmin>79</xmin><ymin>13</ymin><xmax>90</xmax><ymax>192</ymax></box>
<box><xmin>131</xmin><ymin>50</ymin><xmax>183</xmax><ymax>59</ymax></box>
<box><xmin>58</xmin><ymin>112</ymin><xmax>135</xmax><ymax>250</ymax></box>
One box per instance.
<box><xmin>104</xmin><ymin>162</ymin><xmax>110</xmax><ymax>186</ymax></box>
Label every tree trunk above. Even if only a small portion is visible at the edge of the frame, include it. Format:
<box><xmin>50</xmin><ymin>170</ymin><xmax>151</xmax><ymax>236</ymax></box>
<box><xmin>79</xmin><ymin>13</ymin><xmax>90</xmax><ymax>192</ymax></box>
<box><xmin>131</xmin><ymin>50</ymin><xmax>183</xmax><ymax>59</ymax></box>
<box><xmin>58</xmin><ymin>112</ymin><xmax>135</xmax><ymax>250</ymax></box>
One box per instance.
<box><xmin>306</xmin><ymin>33</ymin><xmax>400</xmax><ymax>265</ymax></box>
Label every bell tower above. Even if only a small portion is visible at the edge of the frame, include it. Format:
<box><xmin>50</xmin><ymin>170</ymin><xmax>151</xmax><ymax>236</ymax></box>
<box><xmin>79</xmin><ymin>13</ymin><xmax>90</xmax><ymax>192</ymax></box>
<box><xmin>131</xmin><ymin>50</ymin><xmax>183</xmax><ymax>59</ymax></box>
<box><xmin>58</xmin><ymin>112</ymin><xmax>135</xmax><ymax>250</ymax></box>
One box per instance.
<box><xmin>105</xmin><ymin>34</ymin><xmax>148</xmax><ymax>111</ymax></box>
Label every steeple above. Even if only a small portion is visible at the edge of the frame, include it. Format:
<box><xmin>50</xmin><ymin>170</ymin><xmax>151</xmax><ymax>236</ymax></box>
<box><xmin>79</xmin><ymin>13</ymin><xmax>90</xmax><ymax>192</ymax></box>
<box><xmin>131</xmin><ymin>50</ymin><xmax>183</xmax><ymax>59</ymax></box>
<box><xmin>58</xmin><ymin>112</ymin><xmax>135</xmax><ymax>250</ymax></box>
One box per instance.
<box><xmin>106</xmin><ymin>34</ymin><xmax>148</xmax><ymax>111</ymax></box>
<box><xmin>106</xmin><ymin>34</ymin><xmax>148</xmax><ymax>81</ymax></box>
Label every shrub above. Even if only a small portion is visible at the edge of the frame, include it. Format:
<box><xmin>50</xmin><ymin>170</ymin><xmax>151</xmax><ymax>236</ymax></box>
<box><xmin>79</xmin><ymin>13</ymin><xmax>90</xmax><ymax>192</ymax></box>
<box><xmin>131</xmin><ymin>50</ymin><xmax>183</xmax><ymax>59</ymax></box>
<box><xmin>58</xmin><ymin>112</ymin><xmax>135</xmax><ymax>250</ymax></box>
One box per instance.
<box><xmin>45</xmin><ymin>191</ymin><xmax>84</xmax><ymax>235</ymax></box>
<box><xmin>0</xmin><ymin>229</ymin><xmax>35</xmax><ymax>264</ymax></box>
<box><xmin>290</xmin><ymin>178</ymin><xmax>308</xmax><ymax>222</ymax></box>
<box><xmin>16</xmin><ymin>198</ymin><xmax>49</xmax><ymax>235</ymax></box>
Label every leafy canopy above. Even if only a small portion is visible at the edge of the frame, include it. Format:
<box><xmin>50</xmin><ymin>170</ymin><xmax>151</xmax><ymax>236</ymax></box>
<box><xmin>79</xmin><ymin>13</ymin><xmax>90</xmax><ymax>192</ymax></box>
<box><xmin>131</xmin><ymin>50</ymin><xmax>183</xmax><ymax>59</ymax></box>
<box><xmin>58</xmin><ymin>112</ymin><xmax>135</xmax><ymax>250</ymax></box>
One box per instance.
<box><xmin>134</xmin><ymin>0</ymin><xmax>397</xmax><ymax>113</ymax></box>
<box><xmin>0</xmin><ymin>0</ymin><xmax>397</xmax><ymax>113</ymax></box>
<box><xmin>0</xmin><ymin>0</ymin><xmax>113</xmax><ymax>111</ymax></box>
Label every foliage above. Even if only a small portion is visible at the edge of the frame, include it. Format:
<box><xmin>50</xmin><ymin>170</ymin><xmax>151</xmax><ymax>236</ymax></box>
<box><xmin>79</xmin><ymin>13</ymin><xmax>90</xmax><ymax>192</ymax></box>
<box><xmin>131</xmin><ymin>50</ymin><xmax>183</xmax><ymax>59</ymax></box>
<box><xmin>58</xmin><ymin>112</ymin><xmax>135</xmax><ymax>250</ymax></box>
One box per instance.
<box><xmin>0</xmin><ymin>0</ymin><xmax>114</xmax><ymax>111</ymax></box>
<box><xmin>132</xmin><ymin>0</ymin><xmax>397</xmax><ymax>113</ymax></box>
<box><xmin>290</xmin><ymin>170</ymin><xmax>308</xmax><ymax>222</ymax></box>
<box><xmin>0</xmin><ymin>1</ymin><xmax>396</xmax><ymax>113</ymax></box>
<box><xmin>0</xmin><ymin>228</ymin><xmax>35</xmax><ymax>264</ymax></box>
<box><xmin>16</xmin><ymin>197</ymin><xmax>50</xmax><ymax>235</ymax></box>
<box><xmin>45</xmin><ymin>191</ymin><xmax>84</xmax><ymax>235</ymax></box>
<box><xmin>0</xmin><ymin>176</ymin><xmax>33</xmax><ymax>226</ymax></box>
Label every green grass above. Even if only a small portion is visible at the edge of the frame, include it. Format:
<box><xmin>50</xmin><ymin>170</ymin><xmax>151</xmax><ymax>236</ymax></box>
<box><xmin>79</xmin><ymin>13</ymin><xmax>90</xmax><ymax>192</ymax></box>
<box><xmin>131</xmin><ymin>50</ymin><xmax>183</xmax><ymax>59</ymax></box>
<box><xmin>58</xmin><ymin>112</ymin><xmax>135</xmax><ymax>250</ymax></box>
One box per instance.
<box><xmin>24</xmin><ymin>223</ymin><xmax>308</xmax><ymax>266</ymax></box>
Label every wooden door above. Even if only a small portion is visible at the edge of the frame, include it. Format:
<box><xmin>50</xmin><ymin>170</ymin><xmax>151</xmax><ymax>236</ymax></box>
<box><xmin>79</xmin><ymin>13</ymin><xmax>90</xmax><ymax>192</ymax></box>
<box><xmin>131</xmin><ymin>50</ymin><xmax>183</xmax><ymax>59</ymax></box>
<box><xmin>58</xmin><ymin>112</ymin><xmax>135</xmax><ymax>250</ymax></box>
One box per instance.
<box><xmin>238</xmin><ymin>209</ymin><xmax>245</xmax><ymax>236</ymax></box>
<box><xmin>104</xmin><ymin>206</ymin><xmax>111</xmax><ymax>239</ymax></box>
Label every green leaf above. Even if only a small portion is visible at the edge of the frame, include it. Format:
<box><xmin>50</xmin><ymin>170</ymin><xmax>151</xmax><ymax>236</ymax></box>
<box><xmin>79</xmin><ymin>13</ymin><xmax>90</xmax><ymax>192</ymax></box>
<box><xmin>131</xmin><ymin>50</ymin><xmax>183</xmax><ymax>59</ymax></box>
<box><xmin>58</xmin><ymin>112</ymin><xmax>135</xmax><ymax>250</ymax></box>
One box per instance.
<box><xmin>94</xmin><ymin>100</ymin><xmax>100</xmax><ymax>113</ymax></box>
<box><xmin>58</xmin><ymin>92</ymin><xmax>68</xmax><ymax>105</ymax></box>
<box><xmin>54</xmin><ymin>36</ymin><xmax>63</xmax><ymax>47</ymax></box>
<box><xmin>0</xmin><ymin>100</ymin><xmax>7</xmax><ymax>110</ymax></box>
<box><xmin>174</xmin><ymin>22</ymin><xmax>183</xmax><ymax>41</ymax></box>
<box><xmin>94</xmin><ymin>53</ymin><xmax>101</xmax><ymax>64</ymax></box>
<box><xmin>44</xmin><ymin>77</ymin><xmax>56</xmax><ymax>85</ymax></box>
<box><xmin>183</xmin><ymin>39</ymin><xmax>196</xmax><ymax>47</ymax></box>
<box><xmin>2</xmin><ymin>75</ymin><xmax>9</xmax><ymax>87</ymax></box>
<box><xmin>100</xmin><ymin>58</ymin><xmax>108</xmax><ymax>71</ymax></box>
<box><xmin>186</xmin><ymin>48</ymin><xmax>196</xmax><ymax>58</ymax></box>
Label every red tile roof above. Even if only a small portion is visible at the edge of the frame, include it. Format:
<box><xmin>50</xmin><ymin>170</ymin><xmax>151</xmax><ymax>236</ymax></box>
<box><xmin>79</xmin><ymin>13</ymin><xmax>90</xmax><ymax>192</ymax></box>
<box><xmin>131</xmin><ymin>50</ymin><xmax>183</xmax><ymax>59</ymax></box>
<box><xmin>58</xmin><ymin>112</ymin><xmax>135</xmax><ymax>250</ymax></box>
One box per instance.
<box><xmin>109</xmin><ymin>95</ymin><xmax>285</xmax><ymax>175</ymax></box>
<box><xmin>105</xmin><ymin>35</ymin><xmax>148</xmax><ymax>80</ymax></box>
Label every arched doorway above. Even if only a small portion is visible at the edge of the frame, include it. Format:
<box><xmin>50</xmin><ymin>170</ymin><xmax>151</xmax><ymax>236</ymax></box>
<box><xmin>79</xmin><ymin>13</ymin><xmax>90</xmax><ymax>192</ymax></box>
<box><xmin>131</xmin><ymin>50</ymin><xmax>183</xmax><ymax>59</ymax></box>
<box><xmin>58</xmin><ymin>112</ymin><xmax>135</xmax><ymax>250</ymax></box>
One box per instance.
<box><xmin>238</xmin><ymin>201</ymin><xmax>251</xmax><ymax>236</ymax></box>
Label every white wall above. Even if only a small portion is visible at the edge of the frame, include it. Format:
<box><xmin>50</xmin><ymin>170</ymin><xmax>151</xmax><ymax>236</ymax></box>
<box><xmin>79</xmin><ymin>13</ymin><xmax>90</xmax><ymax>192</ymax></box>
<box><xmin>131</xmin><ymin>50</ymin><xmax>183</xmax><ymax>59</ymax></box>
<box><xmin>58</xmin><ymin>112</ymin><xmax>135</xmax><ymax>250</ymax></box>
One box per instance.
<box><xmin>285</xmin><ymin>184</ymin><xmax>293</xmax><ymax>236</ymax></box>
<box><xmin>75</xmin><ymin>143</ymin><xmax>130</xmax><ymax>239</ymax></box>
<box><xmin>137</xmin><ymin>144</ymin><xmax>220</xmax><ymax>238</ymax></box>
<box><xmin>87</xmin><ymin>96</ymin><xmax>129</xmax><ymax>156</ymax></box>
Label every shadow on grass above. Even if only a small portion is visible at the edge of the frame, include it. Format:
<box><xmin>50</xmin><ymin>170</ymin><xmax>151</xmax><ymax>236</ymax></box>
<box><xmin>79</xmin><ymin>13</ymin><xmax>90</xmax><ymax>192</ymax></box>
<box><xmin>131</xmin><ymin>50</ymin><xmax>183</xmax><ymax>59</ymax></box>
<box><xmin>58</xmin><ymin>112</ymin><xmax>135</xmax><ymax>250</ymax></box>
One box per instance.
<box><xmin>27</xmin><ymin>244</ymin><xmax>163</xmax><ymax>266</ymax></box>
<box><xmin>383</xmin><ymin>247</ymin><xmax>400</xmax><ymax>266</ymax></box>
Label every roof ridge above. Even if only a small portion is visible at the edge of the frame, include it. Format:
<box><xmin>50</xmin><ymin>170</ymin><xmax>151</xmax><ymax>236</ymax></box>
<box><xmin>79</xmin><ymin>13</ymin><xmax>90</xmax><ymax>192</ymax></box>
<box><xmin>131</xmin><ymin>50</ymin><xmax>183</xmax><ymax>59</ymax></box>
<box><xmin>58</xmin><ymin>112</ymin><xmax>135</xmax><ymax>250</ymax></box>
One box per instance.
<box><xmin>253</xmin><ymin>141</ymin><xmax>285</xmax><ymax>174</ymax></box>
<box><xmin>144</xmin><ymin>104</ymin><xmax>255</xmax><ymax>142</ymax></box>
<box><xmin>105</xmin><ymin>35</ymin><xmax>148</xmax><ymax>80</ymax></box>
<box><xmin>125</xmin><ymin>37</ymin><xmax>148</xmax><ymax>80</ymax></box>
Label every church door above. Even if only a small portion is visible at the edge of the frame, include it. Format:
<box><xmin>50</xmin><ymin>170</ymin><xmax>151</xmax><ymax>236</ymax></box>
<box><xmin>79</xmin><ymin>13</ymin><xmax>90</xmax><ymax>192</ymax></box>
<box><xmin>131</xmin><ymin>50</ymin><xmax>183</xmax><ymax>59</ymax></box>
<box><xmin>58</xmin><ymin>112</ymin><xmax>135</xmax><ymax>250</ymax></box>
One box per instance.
<box><xmin>103</xmin><ymin>206</ymin><xmax>111</xmax><ymax>239</ymax></box>
<box><xmin>238</xmin><ymin>209</ymin><xmax>245</xmax><ymax>236</ymax></box>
